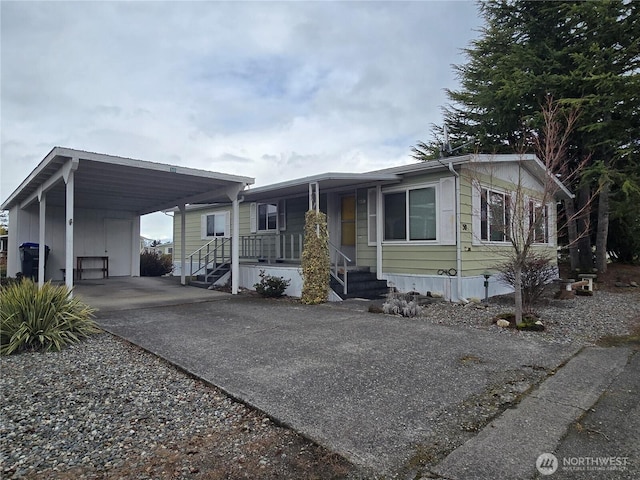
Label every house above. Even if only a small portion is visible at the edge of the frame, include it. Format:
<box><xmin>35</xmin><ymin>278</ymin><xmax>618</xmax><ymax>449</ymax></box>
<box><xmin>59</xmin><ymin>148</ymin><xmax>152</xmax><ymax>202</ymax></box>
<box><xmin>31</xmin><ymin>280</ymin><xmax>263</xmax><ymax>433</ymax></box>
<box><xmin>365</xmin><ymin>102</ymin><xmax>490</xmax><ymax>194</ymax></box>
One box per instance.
<box><xmin>1</xmin><ymin>147</ymin><xmax>253</xmax><ymax>293</ymax></box>
<box><xmin>173</xmin><ymin>153</ymin><xmax>572</xmax><ymax>301</ymax></box>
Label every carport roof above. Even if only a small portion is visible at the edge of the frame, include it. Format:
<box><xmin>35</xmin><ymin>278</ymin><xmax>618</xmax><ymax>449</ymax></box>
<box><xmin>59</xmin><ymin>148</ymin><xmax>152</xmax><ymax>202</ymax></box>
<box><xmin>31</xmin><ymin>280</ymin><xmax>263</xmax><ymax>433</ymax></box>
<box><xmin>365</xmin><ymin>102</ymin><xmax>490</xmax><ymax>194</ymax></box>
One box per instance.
<box><xmin>1</xmin><ymin>147</ymin><xmax>254</xmax><ymax>215</ymax></box>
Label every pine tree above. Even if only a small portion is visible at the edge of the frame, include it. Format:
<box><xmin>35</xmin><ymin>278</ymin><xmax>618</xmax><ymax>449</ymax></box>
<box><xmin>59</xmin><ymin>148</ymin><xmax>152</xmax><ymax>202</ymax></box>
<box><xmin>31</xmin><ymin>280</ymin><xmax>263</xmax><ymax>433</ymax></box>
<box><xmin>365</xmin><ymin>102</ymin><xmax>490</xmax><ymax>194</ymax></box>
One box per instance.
<box><xmin>433</xmin><ymin>0</ymin><xmax>640</xmax><ymax>270</ymax></box>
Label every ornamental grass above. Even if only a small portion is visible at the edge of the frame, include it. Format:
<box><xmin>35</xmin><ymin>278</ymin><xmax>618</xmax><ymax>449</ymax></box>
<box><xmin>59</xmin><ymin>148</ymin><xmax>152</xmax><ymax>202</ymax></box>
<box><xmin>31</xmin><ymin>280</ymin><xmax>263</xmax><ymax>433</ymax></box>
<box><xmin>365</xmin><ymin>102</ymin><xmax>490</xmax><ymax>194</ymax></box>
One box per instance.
<box><xmin>1</xmin><ymin>279</ymin><xmax>99</xmax><ymax>355</ymax></box>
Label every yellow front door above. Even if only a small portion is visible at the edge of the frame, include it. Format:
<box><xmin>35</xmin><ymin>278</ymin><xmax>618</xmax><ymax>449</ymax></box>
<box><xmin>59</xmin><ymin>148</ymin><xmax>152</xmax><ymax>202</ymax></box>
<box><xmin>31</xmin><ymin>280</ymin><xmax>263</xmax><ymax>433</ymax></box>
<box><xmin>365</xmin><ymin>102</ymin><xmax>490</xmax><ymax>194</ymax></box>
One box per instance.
<box><xmin>341</xmin><ymin>195</ymin><xmax>356</xmax><ymax>248</ymax></box>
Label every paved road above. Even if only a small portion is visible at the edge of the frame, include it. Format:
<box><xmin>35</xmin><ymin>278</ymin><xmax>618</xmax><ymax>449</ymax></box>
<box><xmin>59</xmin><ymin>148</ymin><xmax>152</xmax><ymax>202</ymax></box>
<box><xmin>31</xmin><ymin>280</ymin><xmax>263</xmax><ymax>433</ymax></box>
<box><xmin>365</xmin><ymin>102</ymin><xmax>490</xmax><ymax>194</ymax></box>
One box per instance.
<box><xmin>542</xmin><ymin>349</ymin><xmax>639</xmax><ymax>480</ymax></box>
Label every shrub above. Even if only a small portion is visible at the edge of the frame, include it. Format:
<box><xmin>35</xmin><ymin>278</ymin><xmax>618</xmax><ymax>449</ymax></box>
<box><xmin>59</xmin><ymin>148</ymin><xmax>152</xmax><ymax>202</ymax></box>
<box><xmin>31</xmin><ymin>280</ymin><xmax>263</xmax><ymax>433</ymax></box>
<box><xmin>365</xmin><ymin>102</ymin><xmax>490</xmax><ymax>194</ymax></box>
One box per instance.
<box><xmin>496</xmin><ymin>252</ymin><xmax>557</xmax><ymax>311</ymax></box>
<box><xmin>301</xmin><ymin>210</ymin><xmax>330</xmax><ymax>304</ymax></box>
<box><xmin>1</xmin><ymin>279</ymin><xmax>99</xmax><ymax>355</ymax></box>
<box><xmin>254</xmin><ymin>270</ymin><xmax>291</xmax><ymax>298</ymax></box>
<box><xmin>140</xmin><ymin>251</ymin><xmax>173</xmax><ymax>276</ymax></box>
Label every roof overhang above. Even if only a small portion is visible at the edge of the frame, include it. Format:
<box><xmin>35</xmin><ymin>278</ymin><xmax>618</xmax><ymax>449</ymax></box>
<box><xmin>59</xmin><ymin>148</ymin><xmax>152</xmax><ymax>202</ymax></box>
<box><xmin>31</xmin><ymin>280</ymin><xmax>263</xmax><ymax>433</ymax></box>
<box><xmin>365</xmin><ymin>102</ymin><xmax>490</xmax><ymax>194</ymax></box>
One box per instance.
<box><xmin>242</xmin><ymin>172</ymin><xmax>401</xmax><ymax>202</ymax></box>
<box><xmin>1</xmin><ymin>147</ymin><xmax>254</xmax><ymax>214</ymax></box>
<box><xmin>371</xmin><ymin>154</ymin><xmax>573</xmax><ymax>200</ymax></box>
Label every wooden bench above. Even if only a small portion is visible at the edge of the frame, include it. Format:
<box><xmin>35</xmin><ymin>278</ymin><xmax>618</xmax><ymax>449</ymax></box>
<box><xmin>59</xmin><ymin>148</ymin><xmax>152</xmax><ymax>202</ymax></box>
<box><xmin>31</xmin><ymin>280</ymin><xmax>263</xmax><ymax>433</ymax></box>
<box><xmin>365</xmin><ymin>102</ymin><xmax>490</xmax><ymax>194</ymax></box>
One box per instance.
<box><xmin>76</xmin><ymin>256</ymin><xmax>109</xmax><ymax>280</ymax></box>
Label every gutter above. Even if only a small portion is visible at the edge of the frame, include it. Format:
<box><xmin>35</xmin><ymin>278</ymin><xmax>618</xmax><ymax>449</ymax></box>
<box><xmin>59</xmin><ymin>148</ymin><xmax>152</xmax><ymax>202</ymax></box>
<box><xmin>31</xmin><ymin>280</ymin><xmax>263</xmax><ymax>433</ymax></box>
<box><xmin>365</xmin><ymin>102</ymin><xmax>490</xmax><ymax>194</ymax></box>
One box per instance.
<box><xmin>447</xmin><ymin>162</ymin><xmax>469</xmax><ymax>304</ymax></box>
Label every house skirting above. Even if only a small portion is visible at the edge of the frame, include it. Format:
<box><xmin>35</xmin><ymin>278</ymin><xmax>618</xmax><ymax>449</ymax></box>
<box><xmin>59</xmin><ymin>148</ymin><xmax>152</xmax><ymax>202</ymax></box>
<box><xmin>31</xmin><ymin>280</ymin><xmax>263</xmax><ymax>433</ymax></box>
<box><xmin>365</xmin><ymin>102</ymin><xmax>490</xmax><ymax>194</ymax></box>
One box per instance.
<box><xmin>173</xmin><ymin>262</ymin><xmax>517</xmax><ymax>303</ymax></box>
<box><xmin>381</xmin><ymin>273</ymin><xmax>513</xmax><ymax>302</ymax></box>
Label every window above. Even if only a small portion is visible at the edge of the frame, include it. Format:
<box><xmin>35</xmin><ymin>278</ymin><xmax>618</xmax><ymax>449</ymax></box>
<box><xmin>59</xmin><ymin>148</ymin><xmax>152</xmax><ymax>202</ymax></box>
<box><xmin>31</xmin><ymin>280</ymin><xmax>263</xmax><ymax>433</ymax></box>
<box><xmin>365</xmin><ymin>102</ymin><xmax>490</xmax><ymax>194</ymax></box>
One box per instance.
<box><xmin>383</xmin><ymin>186</ymin><xmax>437</xmax><ymax>242</ymax></box>
<box><xmin>529</xmin><ymin>201</ymin><xmax>548</xmax><ymax>243</ymax></box>
<box><xmin>480</xmin><ymin>189</ymin><xmax>511</xmax><ymax>242</ymax></box>
<box><xmin>258</xmin><ymin>203</ymin><xmax>278</xmax><ymax>231</ymax></box>
<box><xmin>250</xmin><ymin>200</ymin><xmax>286</xmax><ymax>233</ymax></box>
<box><xmin>201</xmin><ymin>211</ymin><xmax>229</xmax><ymax>239</ymax></box>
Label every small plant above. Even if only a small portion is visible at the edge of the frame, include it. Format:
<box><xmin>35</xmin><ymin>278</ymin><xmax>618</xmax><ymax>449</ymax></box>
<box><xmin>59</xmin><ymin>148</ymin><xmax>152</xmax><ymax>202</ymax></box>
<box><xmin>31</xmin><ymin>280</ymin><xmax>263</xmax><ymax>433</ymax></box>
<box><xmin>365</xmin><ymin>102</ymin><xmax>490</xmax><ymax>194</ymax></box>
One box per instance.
<box><xmin>496</xmin><ymin>252</ymin><xmax>557</xmax><ymax>311</ymax></box>
<box><xmin>382</xmin><ymin>292</ymin><xmax>424</xmax><ymax>318</ymax></box>
<box><xmin>254</xmin><ymin>270</ymin><xmax>291</xmax><ymax>298</ymax></box>
<box><xmin>140</xmin><ymin>251</ymin><xmax>173</xmax><ymax>276</ymax></box>
<box><xmin>1</xmin><ymin>279</ymin><xmax>99</xmax><ymax>355</ymax></box>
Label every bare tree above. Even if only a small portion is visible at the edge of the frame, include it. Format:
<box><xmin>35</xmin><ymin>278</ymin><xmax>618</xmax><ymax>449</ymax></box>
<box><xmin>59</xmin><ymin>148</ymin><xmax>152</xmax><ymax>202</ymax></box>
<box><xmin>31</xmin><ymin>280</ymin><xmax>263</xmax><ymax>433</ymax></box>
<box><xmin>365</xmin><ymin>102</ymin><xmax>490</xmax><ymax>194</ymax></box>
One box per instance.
<box><xmin>468</xmin><ymin>97</ymin><xmax>592</xmax><ymax>326</ymax></box>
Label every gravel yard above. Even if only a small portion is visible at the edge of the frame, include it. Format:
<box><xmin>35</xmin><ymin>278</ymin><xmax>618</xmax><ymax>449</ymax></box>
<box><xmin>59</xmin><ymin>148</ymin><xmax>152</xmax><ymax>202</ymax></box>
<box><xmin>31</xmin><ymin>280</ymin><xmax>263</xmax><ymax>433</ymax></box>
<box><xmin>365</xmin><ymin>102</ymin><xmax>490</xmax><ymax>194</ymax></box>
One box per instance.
<box><xmin>1</xmin><ymin>285</ymin><xmax>638</xmax><ymax>479</ymax></box>
<box><xmin>416</xmin><ymin>288</ymin><xmax>640</xmax><ymax>348</ymax></box>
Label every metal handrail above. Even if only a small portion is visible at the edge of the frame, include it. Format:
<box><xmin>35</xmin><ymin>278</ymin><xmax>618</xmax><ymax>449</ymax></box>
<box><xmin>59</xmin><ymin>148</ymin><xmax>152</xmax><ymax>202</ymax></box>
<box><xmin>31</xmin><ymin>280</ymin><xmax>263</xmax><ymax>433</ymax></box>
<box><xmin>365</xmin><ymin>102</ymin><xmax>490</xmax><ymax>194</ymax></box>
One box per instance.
<box><xmin>188</xmin><ymin>237</ymin><xmax>231</xmax><ymax>283</ymax></box>
<box><xmin>328</xmin><ymin>242</ymin><xmax>351</xmax><ymax>295</ymax></box>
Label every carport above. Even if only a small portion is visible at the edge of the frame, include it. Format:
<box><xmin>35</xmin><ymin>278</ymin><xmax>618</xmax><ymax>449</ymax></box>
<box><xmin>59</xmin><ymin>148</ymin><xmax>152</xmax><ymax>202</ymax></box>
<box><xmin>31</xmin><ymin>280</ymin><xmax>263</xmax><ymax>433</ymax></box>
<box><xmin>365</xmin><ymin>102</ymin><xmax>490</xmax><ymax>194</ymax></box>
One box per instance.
<box><xmin>1</xmin><ymin>147</ymin><xmax>253</xmax><ymax>294</ymax></box>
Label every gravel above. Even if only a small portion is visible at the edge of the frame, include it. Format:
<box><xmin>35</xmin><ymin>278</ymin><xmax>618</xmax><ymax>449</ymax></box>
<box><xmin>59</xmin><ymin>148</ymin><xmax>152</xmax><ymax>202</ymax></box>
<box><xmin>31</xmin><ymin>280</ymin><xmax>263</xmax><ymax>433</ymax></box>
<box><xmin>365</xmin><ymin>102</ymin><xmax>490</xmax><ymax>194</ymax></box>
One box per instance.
<box><xmin>0</xmin><ymin>335</ymin><xmax>354</xmax><ymax>479</ymax></box>
<box><xmin>1</xmin><ymin>289</ymin><xmax>637</xmax><ymax>479</ymax></box>
<box><xmin>417</xmin><ymin>288</ymin><xmax>639</xmax><ymax>348</ymax></box>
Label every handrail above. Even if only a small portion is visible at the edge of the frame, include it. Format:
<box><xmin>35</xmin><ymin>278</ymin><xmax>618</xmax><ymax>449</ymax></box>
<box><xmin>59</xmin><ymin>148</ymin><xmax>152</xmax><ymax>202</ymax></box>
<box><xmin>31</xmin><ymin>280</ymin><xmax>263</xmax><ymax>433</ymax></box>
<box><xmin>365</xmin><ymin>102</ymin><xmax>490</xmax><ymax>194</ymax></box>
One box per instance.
<box><xmin>329</xmin><ymin>242</ymin><xmax>351</xmax><ymax>296</ymax></box>
<box><xmin>188</xmin><ymin>237</ymin><xmax>231</xmax><ymax>283</ymax></box>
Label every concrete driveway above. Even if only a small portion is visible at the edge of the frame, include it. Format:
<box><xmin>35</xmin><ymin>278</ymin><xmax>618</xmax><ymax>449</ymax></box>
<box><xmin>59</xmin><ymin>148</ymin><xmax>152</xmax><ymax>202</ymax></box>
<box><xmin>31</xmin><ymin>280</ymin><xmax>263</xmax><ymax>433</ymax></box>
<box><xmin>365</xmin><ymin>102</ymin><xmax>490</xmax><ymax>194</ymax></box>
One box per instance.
<box><xmin>87</xmin><ymin>278</ymin><xmax>576</xmax><ymax>474</ymax></box>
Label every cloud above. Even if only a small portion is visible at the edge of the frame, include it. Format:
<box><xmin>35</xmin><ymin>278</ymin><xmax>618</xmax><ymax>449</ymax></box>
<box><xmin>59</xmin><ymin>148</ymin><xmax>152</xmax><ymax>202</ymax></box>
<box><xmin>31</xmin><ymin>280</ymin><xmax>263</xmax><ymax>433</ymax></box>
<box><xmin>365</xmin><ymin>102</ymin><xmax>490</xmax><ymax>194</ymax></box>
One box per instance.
<box><xmin>0</xmin><ymin>0</ymin><xmax>482</xmax><ymax>237</ymax></box>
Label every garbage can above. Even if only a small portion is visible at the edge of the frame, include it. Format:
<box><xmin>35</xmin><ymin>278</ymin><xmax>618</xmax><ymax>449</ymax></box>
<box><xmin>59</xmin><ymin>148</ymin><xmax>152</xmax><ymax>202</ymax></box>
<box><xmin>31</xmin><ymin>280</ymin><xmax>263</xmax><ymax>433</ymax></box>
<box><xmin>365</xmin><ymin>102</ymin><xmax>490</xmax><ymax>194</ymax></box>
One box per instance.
<box><xmin>19</xmin><ymin>242</ymin><xmax>50</xmax><ymax>281</ymax></box>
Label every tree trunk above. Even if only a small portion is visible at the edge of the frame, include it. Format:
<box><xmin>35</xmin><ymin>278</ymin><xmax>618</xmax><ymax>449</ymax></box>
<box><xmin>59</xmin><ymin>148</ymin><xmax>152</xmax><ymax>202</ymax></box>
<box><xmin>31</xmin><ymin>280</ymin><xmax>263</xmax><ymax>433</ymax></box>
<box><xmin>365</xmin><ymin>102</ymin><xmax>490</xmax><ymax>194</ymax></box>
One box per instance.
<box><xmin>514</xmin><ymin>262</ymin><xmax>523</xmax><ymax>326</ymax></box>
<box><xmin>595</xmin><ymin>181</ymin><xmax>610</xmax><ymax>273</ymax></box>
<box><xmin>564</xmin><ymin>198</ymin><xmax>580</xmax><ymax>271</ymax></box>
<box><xmin>576</xmin><ymin>185</ymin><xmax>593</xmax><ymax>272</ymax></box>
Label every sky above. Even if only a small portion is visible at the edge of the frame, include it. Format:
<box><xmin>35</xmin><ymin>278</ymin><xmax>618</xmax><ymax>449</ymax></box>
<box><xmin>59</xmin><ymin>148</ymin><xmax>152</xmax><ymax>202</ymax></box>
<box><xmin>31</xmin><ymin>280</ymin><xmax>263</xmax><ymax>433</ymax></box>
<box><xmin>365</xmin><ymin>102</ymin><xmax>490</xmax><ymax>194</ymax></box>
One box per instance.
<box><xmin>1</xmin><ymin>0</ymin><xmax>482</xmax><ymax>241</ymax></box>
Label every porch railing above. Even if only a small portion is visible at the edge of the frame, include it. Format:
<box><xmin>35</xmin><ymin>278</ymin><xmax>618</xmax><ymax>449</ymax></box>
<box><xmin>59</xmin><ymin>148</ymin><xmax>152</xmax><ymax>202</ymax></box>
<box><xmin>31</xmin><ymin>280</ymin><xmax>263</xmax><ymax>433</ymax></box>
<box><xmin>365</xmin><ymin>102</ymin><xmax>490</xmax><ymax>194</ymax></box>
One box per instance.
<box><xmin>188</xmin><ymin>234</ymin><xmax>352</xmax><ymax>295</ymax></box>
<box><xmin>240</xmin><ymin>234</ymin><xmax>303</xmax><ymax>263</ymax></box>
<box><xmin>329</xmin><ymin>242</ymin><xmax>351</xmax><ymax>296</ymax></box>
<box><xmin>188</xmin><ymin>237</ymin><xmax>231</xmax><ymax>283</ymax></box>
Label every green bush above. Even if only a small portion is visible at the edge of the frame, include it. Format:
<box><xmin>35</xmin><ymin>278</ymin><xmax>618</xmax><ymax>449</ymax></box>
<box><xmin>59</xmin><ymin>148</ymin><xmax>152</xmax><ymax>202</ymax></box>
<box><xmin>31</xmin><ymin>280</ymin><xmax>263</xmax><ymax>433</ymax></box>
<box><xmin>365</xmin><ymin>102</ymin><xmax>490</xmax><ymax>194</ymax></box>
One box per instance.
<box><xmin>140</xmin><ymin>251</ymin><xmax>173</xmax><ymax>276</ymax></box>
<box><xmin>301</xmin><ymin>210</ymin><xmax>330</xmax><ymax>304</ymax></box>
<box><xmin>1</xmin><ymin>279</ymin><xmax>99</xmax><ymax>355</ymax></box>
<box><xmin>254</xmin><ymin>270</ymin><xmax>291</xmax><ymax>298</ymax></box>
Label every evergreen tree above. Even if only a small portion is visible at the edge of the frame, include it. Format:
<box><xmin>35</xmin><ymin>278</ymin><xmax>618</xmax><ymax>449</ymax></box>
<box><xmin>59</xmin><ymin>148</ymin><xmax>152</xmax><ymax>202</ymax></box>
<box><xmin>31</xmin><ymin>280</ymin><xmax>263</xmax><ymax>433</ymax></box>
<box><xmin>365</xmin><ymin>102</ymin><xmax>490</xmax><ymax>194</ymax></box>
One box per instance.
<box><xmin>429</xmin><ymin>0</ymin><xmax>640</xmax><ymax>269</ymax></box>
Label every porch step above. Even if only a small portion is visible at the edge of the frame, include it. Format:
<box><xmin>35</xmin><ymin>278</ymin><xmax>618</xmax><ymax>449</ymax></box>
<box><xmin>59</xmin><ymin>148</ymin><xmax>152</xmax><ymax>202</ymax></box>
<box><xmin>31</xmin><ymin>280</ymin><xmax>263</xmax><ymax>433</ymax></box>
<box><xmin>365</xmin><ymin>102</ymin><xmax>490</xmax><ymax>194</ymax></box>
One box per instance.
<box><xmin>330</xmin><ymin>270</ymin><xmax>389</xmax><ymax>300</ymax></box>
<box><xmin>190</xmin><ymin>265</ymin><xmax>230</xmax><ymax>289</ymax></box>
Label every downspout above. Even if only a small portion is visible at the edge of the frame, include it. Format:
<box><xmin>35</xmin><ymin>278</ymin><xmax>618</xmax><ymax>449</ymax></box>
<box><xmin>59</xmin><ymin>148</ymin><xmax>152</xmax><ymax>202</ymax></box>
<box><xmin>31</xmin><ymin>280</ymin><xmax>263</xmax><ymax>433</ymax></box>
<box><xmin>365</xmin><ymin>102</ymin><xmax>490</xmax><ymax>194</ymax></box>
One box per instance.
<box><xmin>448</xmin><ymin>162</ymin><xmax>469</xmax><ymax>304</ymax></box>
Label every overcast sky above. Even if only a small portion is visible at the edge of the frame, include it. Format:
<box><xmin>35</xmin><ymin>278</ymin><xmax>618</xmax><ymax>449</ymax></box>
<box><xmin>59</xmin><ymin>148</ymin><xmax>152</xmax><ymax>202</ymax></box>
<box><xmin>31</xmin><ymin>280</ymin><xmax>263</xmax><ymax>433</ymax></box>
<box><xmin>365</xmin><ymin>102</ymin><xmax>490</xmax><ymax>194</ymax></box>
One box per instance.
<box><xmin>1</xmin><ymin>0</ymin><xmax>482</xmax><ymax>240</ymax></box>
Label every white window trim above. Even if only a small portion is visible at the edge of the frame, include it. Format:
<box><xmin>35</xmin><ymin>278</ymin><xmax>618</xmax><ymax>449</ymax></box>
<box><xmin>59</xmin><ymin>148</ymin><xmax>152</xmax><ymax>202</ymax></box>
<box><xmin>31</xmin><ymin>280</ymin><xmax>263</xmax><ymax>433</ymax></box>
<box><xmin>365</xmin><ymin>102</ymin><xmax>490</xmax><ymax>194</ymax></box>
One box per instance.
<box><xmin>381</xmin><ymin>183</ymin><xmax>439</xmax><ymax>244</ymax></box>
<box><xmin>249</xmin><ymin>199</ymin><xmax>287</xmax><ymax>235</ymax></box>
<box><xmin>528</xmin><ymin>199</ymin><xmax>551</xmax><ymax>245</ymax></box>
<box><xmin>480</xmin><ymin>186</ymin><xmax>512</xmax><ymax>244</ymax></box>
<box><xmin>472</xmin><ymin>183</ymin><xmax>514</xmax><ymax>246</ymax></box>
<box><xmin>201</xmin><ymin>210</ymin><xmax>231</xmax><ymax>239</ymax></box>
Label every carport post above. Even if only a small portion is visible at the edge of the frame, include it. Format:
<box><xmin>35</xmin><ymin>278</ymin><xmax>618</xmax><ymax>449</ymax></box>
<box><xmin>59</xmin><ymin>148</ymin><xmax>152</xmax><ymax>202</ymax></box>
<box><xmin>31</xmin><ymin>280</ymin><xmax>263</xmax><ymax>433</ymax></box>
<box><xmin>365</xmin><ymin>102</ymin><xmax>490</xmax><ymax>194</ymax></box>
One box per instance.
<box><xmin>63</xmin><ymin>160</ymin><xmax>78</xmax><ymax>294</ymax></box>
<box><xmin>38</xmin><ymin>188</ymin><xmax>46</xmax><ymax>287</ymax></box>
<box><xmin>232</xmin><ymin>196</ymin><xmax>240</xmax><ymax>294</ymax></box>
<box><xmin>179</xmin><ymin>204</ymin><xmax>186</xmax><ymax>286</ymax></box>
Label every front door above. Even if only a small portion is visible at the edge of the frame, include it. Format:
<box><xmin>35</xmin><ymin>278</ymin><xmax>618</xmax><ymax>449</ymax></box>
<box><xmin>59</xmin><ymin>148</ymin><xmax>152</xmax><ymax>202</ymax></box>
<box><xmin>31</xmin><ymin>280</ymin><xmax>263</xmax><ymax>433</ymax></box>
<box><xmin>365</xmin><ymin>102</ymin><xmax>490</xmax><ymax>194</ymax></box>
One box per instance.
<box><xmin>105</xmin><ymin>218</ymin><xmax>132</xmax><ymax>276</ymax></box>
<box><xmin>340</xmin><ymin>195</ymin><xmax>356</xmax><ymax>263</ymax></box>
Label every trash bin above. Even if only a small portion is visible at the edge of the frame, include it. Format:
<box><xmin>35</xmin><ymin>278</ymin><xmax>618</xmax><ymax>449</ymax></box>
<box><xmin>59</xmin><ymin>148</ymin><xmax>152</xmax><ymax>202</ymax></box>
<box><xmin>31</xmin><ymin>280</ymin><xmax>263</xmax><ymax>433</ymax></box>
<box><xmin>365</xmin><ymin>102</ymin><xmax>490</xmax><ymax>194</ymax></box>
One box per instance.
<box><xmin>19</xmin><ymin>242</ymin><xmax>50</xmax><ymax>281</ymax></box>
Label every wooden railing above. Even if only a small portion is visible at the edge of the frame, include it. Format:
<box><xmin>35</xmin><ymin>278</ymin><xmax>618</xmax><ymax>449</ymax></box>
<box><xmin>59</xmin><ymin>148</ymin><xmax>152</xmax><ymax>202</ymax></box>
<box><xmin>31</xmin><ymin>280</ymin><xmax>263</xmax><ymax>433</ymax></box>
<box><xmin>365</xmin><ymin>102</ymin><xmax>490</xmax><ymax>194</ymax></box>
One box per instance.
<box><xmin>240</xmin><ymin>234</ymin><xmax>303</xmax><ymax>263</ymax></box>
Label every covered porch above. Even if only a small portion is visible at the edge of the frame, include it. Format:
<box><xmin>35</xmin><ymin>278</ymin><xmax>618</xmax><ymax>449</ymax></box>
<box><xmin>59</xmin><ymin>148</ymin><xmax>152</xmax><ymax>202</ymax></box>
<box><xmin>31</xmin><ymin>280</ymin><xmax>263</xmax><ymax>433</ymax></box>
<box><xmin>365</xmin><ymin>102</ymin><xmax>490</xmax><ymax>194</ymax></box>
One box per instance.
<box><xmin>181</xmin><ymin>172</ymin><xmax>399</xmax><ymax>298</ymax></box>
